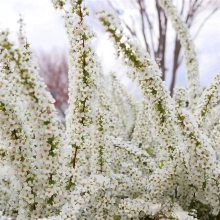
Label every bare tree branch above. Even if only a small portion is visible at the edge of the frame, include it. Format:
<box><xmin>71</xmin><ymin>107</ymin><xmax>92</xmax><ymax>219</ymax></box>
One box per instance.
<box><xmin>108</xmin><ymin>0</ymin><xmax>137</xmax><ymax>37</ymax></box>
<box><xmin>193</xmin><ymin>7</ymin><xmax>219</xmax><ymax>39</ymax></box>
<box><xmin>137</xmin><ymin>0</ymin><xmax>150</xmax><ymax>53</ymax></box>
<box><xmin>106</xmin><ymin>0</ymin><xmax>219</xmax><ymax>94</ymax></box>
<box><xmin>142</xmin><ymin>2</ymin><xmax>156</xmax><ymax>57</ymax></box>
<box><xmin>170</xmin><ymin>38</ymin><xmax>181</xmax><ymax>96</ymax></box>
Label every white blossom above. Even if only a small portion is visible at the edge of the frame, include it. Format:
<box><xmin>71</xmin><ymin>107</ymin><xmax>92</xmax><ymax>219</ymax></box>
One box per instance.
<box><xmin>0</xmin><ymin>0</ymin><xmax>220</xmax><ymax>219</ymax></box>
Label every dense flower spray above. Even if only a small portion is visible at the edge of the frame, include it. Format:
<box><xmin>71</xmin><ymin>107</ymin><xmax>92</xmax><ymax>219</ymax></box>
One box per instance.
<box><xmin>0</xmin><ymin>0</ymin><xmax>220</xmax><ymax>219</ymax></box>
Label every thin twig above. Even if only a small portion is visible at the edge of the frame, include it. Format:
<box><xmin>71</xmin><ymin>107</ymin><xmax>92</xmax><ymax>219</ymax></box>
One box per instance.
<box><xmin>137</xmin><ymin>0</ymin><xmax>150</xmax><ymax>53</ymax></box>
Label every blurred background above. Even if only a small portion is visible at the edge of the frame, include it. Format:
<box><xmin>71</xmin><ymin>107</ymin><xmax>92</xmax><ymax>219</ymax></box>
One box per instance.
<box><xmin>0</xmin><ymin>0</ymin><xmax>220</xmax><ymax>114</ymax></box>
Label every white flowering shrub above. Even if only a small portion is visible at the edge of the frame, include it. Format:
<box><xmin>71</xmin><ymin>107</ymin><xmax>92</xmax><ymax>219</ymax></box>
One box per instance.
<box><xmin>0</xmin><ymin>0</ymin><xmax>220</xmax><ymax>219</ymax></box>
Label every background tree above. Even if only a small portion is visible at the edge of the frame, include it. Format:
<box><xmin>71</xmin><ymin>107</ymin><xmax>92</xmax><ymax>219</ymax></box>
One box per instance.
<box><xmin>38</xmin><ymin>51</ymin><xmax>68</xmax><ymax>116</ymax></box>
<box><xmin>108</xmin><ymin>0</ymin><xmax>220</xmax><ymax>95</ymax></box>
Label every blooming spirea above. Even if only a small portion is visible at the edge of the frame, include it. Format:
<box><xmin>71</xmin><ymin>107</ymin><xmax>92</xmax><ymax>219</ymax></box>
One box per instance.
<box><xmin>0</xmin><ymin>0</ymin><xmax>220</xmax><ymax>219</ymax></box>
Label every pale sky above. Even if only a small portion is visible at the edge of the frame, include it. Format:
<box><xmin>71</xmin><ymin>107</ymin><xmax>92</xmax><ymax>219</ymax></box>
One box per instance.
<box><xmin>0</xmin><ymin>0</ymin><xmax>220</xmax><ymax>88</ymax></box>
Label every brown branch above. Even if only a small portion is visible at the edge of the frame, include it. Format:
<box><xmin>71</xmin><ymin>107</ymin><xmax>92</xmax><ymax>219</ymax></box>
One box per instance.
<box><xmin>170</xmin><ymin>37</ymin><xmax>181</xmax><ymax>96</ymax></box>
<box><xmin>124</xmin><ymin>19</ymin><xmax>137</xmax><ymax>37</ymax></box>
<box><xmin>169</xmin><ymin>0</ymin><xmax>202</xmax><ymax>93</ymax></box>
<box><xmin>155</xmin><ymin>0</ymin><xmax>167</xmax><ymax>80</ymax></box>
<box><xmin>186</xmin><ymin>0</ymin><xmax>203</xmax><ymax>26</ymax></box>
<box><xmin>161</xmin><ymin>17</ymin><xmax>167</xmax><ymax>81</ymax></box>
<box><xmin>193</xmin><ymin>7</ymin><xmax>219</xmax><ymax>39</ymax></box>
<box><xmin>108</xmin><ymin>0</ymin><xmax>137</xmax><ymax>37</ymax></box>
<box><xmin>106</xmin><ymin>0</ymin><xmax>217</xmax><ymax>93</ymax></box>
<box><xmin>137</xmin><ymin>0</ymin><xmax>150</xmax><ymax>53</ymax></box>
<box><xmin>142</xmin><ymin>4</ymin><xmax>156</xmax><ymax>57</ymax></box>
<box><xmin>180</xmin><ymin>0</ymin><xmax>185</xmax><ymax>15</ymax></box>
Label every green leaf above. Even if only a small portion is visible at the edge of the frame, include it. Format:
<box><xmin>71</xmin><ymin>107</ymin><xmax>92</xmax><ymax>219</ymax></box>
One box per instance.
<box><xmin>146</xmin><ymin>147</ymin><xmax>154</xmax><ymax>156</ymax></box>
<box><xmin>113</xmin><ymin>215</ymin><xmax>121</xmax><ymax>220</ymax></box>
<box><xmin>159</xmin><ymin>160</ymin><xmax>165</xmax><ymax>169</ymax></box>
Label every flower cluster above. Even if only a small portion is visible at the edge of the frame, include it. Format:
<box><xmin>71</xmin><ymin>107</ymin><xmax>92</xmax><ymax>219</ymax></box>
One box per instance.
<box><xmin>0</xmin><ymin>0</ymin><xmax>220</xmax><ymax>219</ymax></box>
